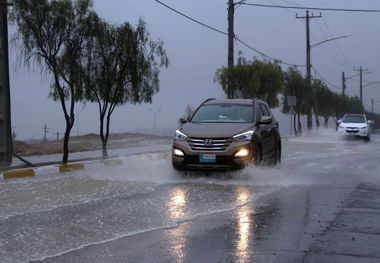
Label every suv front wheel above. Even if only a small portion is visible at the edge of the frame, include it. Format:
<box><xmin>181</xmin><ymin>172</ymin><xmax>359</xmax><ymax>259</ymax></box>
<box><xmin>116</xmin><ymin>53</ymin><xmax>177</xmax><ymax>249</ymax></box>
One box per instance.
<box><xmin>253</xmin><ymin>145</ymin><xmax>262</xmax><ymax>165</ymax></box>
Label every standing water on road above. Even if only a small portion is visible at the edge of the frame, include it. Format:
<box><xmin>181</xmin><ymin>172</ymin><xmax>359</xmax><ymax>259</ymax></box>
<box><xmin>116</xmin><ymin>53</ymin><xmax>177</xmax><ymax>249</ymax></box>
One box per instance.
<box><xmin>1</xmin><ymin>134</ymin><xmax>380</xmax><ymax>262</ymax></box>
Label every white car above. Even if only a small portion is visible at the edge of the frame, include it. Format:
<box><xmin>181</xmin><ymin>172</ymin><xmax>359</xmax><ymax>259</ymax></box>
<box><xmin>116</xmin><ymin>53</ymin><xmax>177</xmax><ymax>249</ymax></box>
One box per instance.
<box><xmin>338</xmin><ymin>114</ymin><xmax>373</xmax><ymax>141</ymax></box>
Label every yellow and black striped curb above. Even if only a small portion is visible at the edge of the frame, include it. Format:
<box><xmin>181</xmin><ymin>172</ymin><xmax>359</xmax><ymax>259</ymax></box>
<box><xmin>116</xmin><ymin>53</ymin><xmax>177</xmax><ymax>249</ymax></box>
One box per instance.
<box><xmin>0</xmin><ymin>158</ymin><xmax>125</xmax><ymax>180</ymax></box>
<box><xmin>58</xmin><ymin>163</ymin><xmax>85</xmax><ymax>173</ymax></box>
<box><xmin>2</xmin><ymin>169</ymin><xmax>35</xmax><ymax>180</ymax></box>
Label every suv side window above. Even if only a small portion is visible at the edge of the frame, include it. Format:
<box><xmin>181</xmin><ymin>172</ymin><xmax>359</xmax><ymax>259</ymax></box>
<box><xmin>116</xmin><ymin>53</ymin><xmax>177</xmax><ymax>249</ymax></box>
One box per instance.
<box><xmin>259</xmin><ymin>104</ymin><xmax>270</xmax><ymax>117</ymax></box>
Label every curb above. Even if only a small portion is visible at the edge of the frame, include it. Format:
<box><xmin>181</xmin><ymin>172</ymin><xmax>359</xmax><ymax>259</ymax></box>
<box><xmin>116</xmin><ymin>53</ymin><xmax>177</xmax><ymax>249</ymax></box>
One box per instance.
<box><xmin>59</xmin><ymin>163</ymin><xmax>85</xmax><ymax>173</ymax></box>
<box><xmin>0</xmin><ymin>158</ymin><xmax>125</xmax><ymax>180</ymax></box>
<box><xmin>2</xmin><ymin>169</ymin><xmax>35</xmax><ymax>180</ymax></box>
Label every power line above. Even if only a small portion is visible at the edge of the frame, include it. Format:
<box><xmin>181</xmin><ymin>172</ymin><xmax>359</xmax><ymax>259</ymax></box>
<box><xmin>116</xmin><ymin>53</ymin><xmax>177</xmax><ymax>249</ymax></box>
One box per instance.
<box><xmin>321</xmin><ymin>18</ymin><xmax>354</xmax><ymax>68</ymax></box>
<box><xmin>311</xmin><ymin>65</ymin><xmax>340</xmax><ymax>90</ymax></box>
<box><xmin>152</xmin><ymin>0</ymin><xmax>227</xmax><ymax>36</ymax></box>
<box><xmin>153</xmin><ymin>0</ymin><xmax>305</xmax><ymax>67</ymax></box>
<box><xmin>363</xmin><ymin>80</ymin><xmax>380</xmax><ymax>88</ymax></box>
<box><xmin>240</xmin><ymin>3</ymin><xmax>380</xmax><ymax>13</ymax></box>
<box><xmin>282</xmin><ymin>0</ymin><xmax>299</xmax><ymax>6</ymax></box>
<box><xmin>234</xmin><ymin>37</ymin><xmax>304</xmax><ymax>66</ymax></box>
<box><xmin>315</xmin><ymin>19</ymin><xmax>347</xmax><ymax>66</ymax></box>
<box><xmin>313</xmin><ymin>19</ymin><xmax>349</xmax><ymax>68</ymax></box>
<box><xmin>345</xmin><ymin>71</ymin><xmax>372</xmax><ymax>84</ymax></box>
<box><xmin>269</xmin><ymin>0</ymin><xmax>293</xmax><ymax>13</ymax></box>
<box><xmin>310</xmin><ymin>30</ymin><xmax>348</xmax><ymax>68</ymax></box>
<box><xmin>235</xmin><ymin>0</ymin><xmax>248</xmax><ymax>10</ymax></box>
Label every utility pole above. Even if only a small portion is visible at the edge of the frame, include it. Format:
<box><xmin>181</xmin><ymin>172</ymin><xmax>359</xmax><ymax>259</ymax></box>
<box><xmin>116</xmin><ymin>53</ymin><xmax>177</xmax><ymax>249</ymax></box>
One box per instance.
<box><xmin>296</xmin><ymin>11</ymin><xmax>322</xmax><ymax>131</ymax></box>
<box><xmin>0</xmin><ymin>0</ymin><xmax>12</xmax><ymax>166</ymax></box>
<box><xmin>227</xmin><ymin>0</ymin><xmax>234</xmax><ymax>99</ymax></box>
<box><xmin>56</xmin><ymin>132</ymin><xmax>59</xmax><ymax>141</ymax></box>
<box><xmin>44</xmin><ymin>124</ymin><xmax>47</xmax><ymax>143</ymax></box>
<box><xmin>342</xmin><ymin>72</ymin><xmax>346</xmax><ymax>96</ymax></box>
<box><xmin>354</xmin><ymin>66</ymin><xmax>369</xmax><ymax>104</ymax></box>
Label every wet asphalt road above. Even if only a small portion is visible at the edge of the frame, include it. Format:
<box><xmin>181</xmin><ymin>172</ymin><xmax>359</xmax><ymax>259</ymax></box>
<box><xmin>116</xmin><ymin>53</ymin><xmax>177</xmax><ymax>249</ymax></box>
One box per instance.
<box><xmin>1</xmin><ymin>133</ymin><xmax>380</xmax><ymax>263</ymax></box>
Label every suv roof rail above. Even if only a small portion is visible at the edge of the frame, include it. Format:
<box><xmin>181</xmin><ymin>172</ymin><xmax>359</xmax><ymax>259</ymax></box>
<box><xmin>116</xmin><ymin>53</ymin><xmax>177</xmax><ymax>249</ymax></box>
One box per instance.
<box><xmin>253</xmin><ymin>98</ymin><xmax>264</xmax><ymax>104</ymax></box>
<box><xmin>202</xmin><ymin>98</ymin><xmax>216</xmax><ymax>104</ymax></box>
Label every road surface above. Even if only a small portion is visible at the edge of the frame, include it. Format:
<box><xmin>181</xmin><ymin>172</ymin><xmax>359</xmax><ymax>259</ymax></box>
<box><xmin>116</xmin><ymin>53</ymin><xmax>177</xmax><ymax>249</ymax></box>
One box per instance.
<box><xmin>1</xmin><ymin>133</ymin><xmax>380</xmax><ymax>263</ymax></box>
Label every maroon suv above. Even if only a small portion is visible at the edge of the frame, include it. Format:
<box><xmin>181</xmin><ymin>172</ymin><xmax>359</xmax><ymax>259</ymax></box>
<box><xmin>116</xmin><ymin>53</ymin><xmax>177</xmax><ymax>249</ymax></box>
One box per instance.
<box><xmin>172</xmin><ymin>98</ymin><xmax>281</xmax><ymax>170</ymax></box>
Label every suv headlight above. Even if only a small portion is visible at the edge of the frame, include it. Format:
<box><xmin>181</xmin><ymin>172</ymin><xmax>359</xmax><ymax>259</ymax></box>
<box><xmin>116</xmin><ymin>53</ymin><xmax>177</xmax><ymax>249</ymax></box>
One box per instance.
<box><xmin>174</xmin><ymin>130</ymin><xmax>187</xmax><ymax>140</ymax></box>
<box><xmin>361</xmin><ymin>126</ymin><xmax>368</xmax><ymax>130</ymax></box>
<box><xmin>233</xmin><ymin>130</ymin><xmax>254</xmax><ymax>141</ymax></box>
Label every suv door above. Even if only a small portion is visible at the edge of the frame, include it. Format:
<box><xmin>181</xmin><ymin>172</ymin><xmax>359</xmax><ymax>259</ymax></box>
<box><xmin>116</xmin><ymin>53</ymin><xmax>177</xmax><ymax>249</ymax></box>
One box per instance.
<box><xmin>257</xmin><ymin>103</ymin><xmax>271</xmax><ymax>156</ymax></box>
<box><xmin>262</xmin><ymin>104</ymin><xmax>277</xmax><ymax>153</ymax></box>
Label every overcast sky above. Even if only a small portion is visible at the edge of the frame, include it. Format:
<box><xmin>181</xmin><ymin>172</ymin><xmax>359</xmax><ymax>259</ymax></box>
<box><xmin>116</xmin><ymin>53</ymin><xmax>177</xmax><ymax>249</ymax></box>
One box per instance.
<box><xmin>9</xmin><ymin>0</ymin><xmax>380</xmax><ymax>140</ymax></box>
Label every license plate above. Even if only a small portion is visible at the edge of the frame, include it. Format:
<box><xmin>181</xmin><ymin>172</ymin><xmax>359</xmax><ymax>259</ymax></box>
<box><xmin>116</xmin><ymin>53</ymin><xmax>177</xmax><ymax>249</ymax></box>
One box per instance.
<box><xmin>199</xmin><ymin>154</ymin><xmax>216</xmax><ymax>163</ymax></box>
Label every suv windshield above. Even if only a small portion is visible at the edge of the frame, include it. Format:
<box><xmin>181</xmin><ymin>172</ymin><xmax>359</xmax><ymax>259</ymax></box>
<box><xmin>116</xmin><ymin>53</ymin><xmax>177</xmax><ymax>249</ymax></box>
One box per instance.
<box><xmin>191</xmin><ymin>104</ymin><xmax>254</xmax><ymax>123</ymax></box>
<box><xmin>342</xmin><ymin>115</ymin><xmax>365</xmax><ymax>123</ymax></box>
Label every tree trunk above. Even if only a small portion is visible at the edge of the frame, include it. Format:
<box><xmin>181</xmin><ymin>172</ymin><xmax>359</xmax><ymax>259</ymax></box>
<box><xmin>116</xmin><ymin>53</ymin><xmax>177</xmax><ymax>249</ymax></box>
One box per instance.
<box><xmin>62</xmin><ymin>113</ymin><xmax>75</xmax><ymax>163</ymax></box>
<box><xmin>324</xmin><ymin>117</ymin><xmax>329</xmax><ymax>128</ymax></box>
<box><xmin>101</xmin><ymin>139</ymin><xmax>108</xmax><ymax>159</ymax></box>
<box><xmin>293</xmin><ymin>114</ymin><xmax>298</xmax><ymax>136</ymax></box>
<box><xmin>334</xmin><ymin>117</ymin><xmax>339</xmax><ymax>131</ymax></box>
<box><xmin>102</xmin><ymin>111</ymin><xmax>112</xmax><ymax>159</ymax></box>
<box><xmin>315</xmin><ymin>115</ymin><xmax>320</xmax><ymax>128</ymax></box>
<box><xmin>54</xmin><ymin>76</ymin><xmax>75</xmax><ymax>164</ymax></box>
<box><xmin>62</xmin><ymin>126</ymin><xmax>70</xmax><ymax>163</ymax></box>
<box><xmin>99</xmin><ymin>114</ymin><xmax>108</xmax><ymax>159</ymax></box>
<box><xmin>297</xmin><ymin>114</ymin><xmax>302</xmax><ymax>135</ymax></box>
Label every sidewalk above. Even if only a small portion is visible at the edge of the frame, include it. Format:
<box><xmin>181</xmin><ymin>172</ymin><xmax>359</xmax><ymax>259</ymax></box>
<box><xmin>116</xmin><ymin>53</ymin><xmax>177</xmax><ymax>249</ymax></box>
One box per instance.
<box><xmin>10</xmin><ymin>142</ymin><xmax>172</xmax><ymax>168</ymax></box>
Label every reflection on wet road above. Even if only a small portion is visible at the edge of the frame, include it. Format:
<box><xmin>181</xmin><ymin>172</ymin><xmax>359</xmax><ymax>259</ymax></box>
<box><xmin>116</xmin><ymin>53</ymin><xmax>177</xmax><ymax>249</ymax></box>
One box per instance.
<box><xmin>1</xmin><ymin>134</ymin><xmax>380</xmax><ymax>262</ymax></box>
<box><xmin>235</xmin><ymin>204</ymin><xmax>253</xmax><ymax>263</ymax></box>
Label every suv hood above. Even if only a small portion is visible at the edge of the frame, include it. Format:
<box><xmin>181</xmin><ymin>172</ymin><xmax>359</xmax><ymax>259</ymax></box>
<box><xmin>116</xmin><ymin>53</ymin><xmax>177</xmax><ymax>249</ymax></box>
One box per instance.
<box><xmin>180</xmin><ymin>122</ymin><xmax>254</xmax><ymax>138</ymax></box>
<box><xmin>340</xmin><ymin>122</ymin><xmax>367</xmax><ymax>128</ymax></box>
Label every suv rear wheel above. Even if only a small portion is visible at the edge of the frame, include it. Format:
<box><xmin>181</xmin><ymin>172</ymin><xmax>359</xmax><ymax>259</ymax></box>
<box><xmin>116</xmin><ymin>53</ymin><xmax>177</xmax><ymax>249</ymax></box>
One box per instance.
<box><xmin>274</xmin><ymin>142</ymin><xmax>281</xmax><ymax>164</ymax></box>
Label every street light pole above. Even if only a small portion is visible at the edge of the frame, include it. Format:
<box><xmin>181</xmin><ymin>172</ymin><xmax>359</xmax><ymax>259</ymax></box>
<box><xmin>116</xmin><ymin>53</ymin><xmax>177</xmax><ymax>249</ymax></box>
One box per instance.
<box><xmin>310</xmin><ymin>35</ymin><xmax>351</xmax><ymax>48</ymax></box>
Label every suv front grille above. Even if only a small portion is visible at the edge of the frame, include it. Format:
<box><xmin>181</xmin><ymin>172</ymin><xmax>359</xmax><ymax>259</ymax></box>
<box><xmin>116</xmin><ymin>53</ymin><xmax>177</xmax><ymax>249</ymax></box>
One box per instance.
<box><xmin>187</xmin><ymin>137</ymin><xmax>233</xmax><ymax>152</ymax></box>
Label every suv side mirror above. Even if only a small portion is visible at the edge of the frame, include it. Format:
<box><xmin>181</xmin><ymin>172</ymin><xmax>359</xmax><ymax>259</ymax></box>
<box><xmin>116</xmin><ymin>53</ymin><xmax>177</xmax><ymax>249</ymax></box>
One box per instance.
<box><xmin>180</xmin><ymin>117</ymin><xmax>188</xmax><ymax>124</ymax></box>
<box><xmin>337</xmin><ymin>120</ymin><xmax>342</xmax><ymax>124</ymax></box>
<box><xmin>259</xmin><ymin>116</ymin><xmax>272</xmax><ymax>124</ymax></box>
<box><xmin>368</xmin><ymin>120</ymin><xmax>374</xmax><ymax>125</ymax></box>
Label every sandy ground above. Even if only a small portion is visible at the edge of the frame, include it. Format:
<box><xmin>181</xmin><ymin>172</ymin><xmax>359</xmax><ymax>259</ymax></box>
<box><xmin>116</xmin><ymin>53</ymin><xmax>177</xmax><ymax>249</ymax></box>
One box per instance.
<box><xmin>13</xmin><ymin>133</ymin><xmax>171</xmax><ymax>156</ymax></box>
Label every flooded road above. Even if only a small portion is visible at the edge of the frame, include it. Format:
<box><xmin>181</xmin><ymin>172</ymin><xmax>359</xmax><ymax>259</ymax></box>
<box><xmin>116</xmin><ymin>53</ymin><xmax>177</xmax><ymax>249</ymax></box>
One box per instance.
<box><xmin>1</xmin><ymin>134</ymin><xmax>380</xmax><ymax>263</ymax></box>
